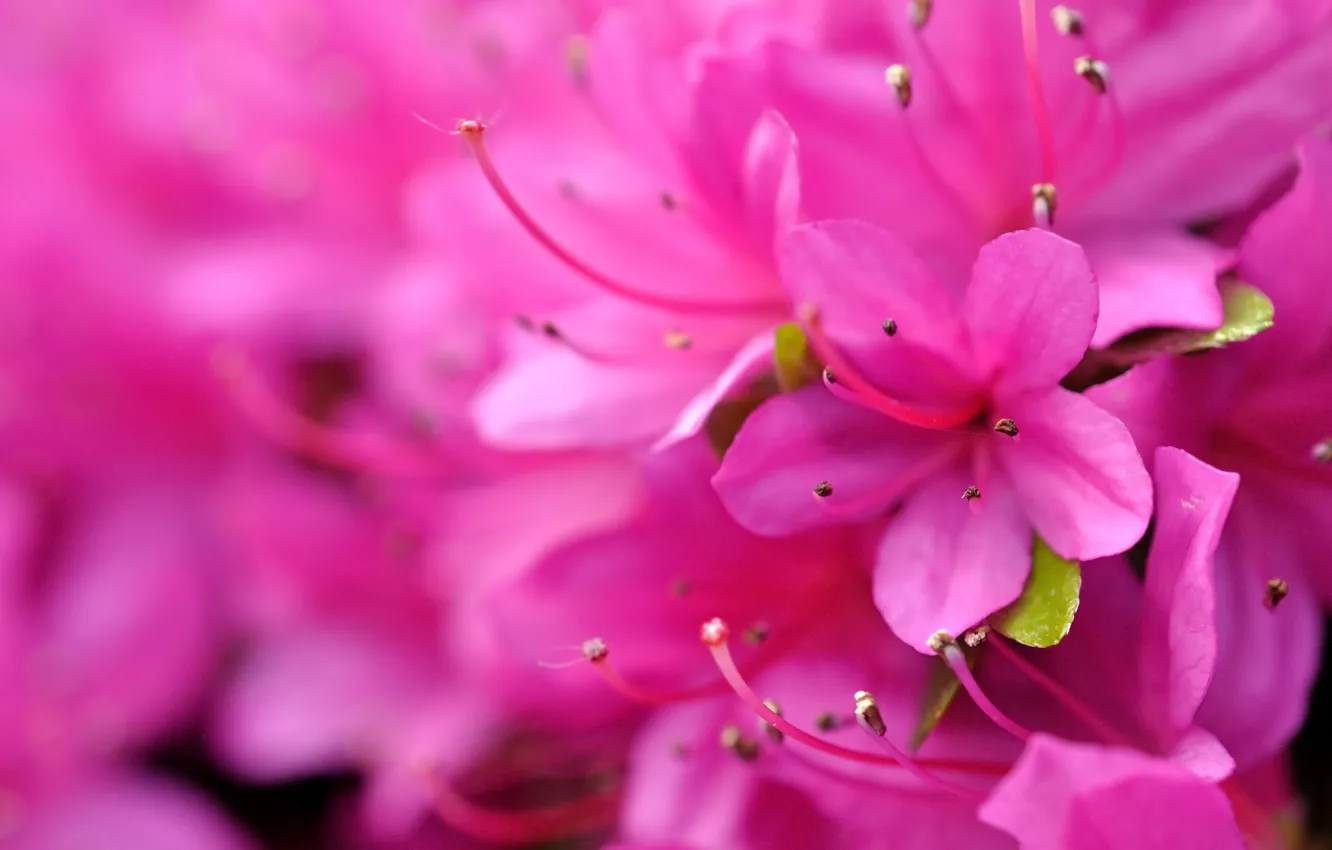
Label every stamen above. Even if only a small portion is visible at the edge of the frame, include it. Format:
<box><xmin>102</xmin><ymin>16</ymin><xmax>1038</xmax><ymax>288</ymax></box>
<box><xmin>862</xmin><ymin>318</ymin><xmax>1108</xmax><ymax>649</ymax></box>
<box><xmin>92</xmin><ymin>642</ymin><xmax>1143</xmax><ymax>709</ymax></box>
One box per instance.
<box><xmin>815</xmin><ymin>712</ymin><xmax>841</xmax><ymax>731</ymax></box>
<box><xmin>515</xmin><ymin>316</ymin><xmax>681</xmax><ymax>366</ymax></box>
<box><xmin>989</xmin><ymin>632</ymin><xmax>1131</xmax><ymax>746</ymax></box>
<box><xmin>455</xmin><ymin>120</ymin><xmax>780</xmax><ymax>317</ymax></box>
<box><xmin>703</xmin><ymin>618</ymin><xmax>1011</xmax><ymax>780</ymax></box>
<box><xmin>854</xmin><ymin>691</ymin><xmax>985</xmax><ymax>800</ymax></box>
<box><xmin>760</xmin><ymin>699</ymin><xmax>786</xmax><ymax>744</ymax></box>
<box><xmin>1264</xmin><ymin>578</ymin><xmax>1290</xmax><ymax>610</ymax></box>
<box><xmin>816</xmin><ymin>442</ymin><xmax>968</xmax><ymax>519</ymax></box>
<box><xmin>882</xmin><ymin>319</ymin><xmax>899</xmax><ymax>337</ymax></box>
<box><xmin>659</xmin><ymin>191</ymin><xmax>679</xmax><ymax>211</ymax></box>
<box><xmin>565</xmin><ymin>35</ymin><xmax>590</xmax><ymax>85</ymax></box>
<box><xmin>1074</xmin><ymin>56</ymin><xmax>1110</xmax><ymax>95</ymax></box>
<box><xmin>813</xmin><ymin>481</ymin><xmax>834</xmax><ymax>498</ymax></box>
<box><xmin>993</xmin><ymin>418</ymin><xmax>1020</xmax><ymax>438</ymax></box>
<box><xmin>664</xmin><ymin>330</ymin><xmax>693</xmax><ymax>350</ymax></box>
<box><xmin>1312</xmin><ymin>439</ymin><xmax>1332</xmax><ymax>464</ymax></box>
<box><xmin>1031</xmin><ymin>182</ymin><xmax>1057</xmax><ymax>228</ymax></box>
<box><xmin>1051</xmin><ymin>5</ymin><xmax>1084</xmax><ymax>36</ymax></box>
<box><xmin>743</xmin><ymin>622</ymin><xmax>771</xmax><ymax>645</ymax></box>
<box><xmin>885</xmin><ymin>64</ymin><xmax>913</xmax><ymax>108</ymax></box>
<box><xmin>418</xmin><ymin>764</ymin><xmax>617</xmax><ymax>845</ymax></box>
<box><xmin>907</xmin><ymin>0</ymin><xmax>932</xmax><ymax>29</ymax></box>
<box><xmin>584</xmin><ymin>637</ymin><xmax>731</xmax><ymax>705</ymax></box>
<box><xmin>1018</xmin><ymin>0</ymin><xmax>1058</xmax><ymax>183</ymax></box>
<box><xmin>962</xmin><ymin>486</ymin><xmax>982</xmax><ymax>502</ymax></box>
<box><xmin>720</xmin><ymin>724</ymin><xmax>762</xmax><ymax>761</ymax></box>
<box><xmin>799</xmin><ymin>304</ymin><xmax>983</xmax><ymax>430</ymax></box>
<box><xmin>963</xmin><ymin>625</ymin><xmax>992</xmax><ymax>647</ymax></box>
<box><xmin>930</xmin><ymin>631</ymin><xmax>1031</xmax><ymax>741</ymax></box>
<box><xmin>212</xmin><ymin>346</ymin><xmax>452</xmax><ymax>480</ymax></box>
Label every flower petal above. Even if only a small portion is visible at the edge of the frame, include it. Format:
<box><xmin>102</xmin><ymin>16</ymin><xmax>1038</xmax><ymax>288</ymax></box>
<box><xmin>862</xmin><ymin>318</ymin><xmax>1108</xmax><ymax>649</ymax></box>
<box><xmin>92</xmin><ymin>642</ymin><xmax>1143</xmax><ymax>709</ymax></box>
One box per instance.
<box><xmin>873</xmin><ymin>470</ymin><xmax>1031</xmax><ymax>652</ymax></box>
<box><xmin>963</xmin><ymin>230</ymin><xmax>1098</xmax><ymax>394</ymax></box>
<box><xmin>742</xmin><ymin>110</ymin><xmax>801</xmax><ymax>253</ymax></box>
<box><xmin>994</xmin><ymin>388</ymin><xmax>1152</xmax><ymax>561</ymax></box>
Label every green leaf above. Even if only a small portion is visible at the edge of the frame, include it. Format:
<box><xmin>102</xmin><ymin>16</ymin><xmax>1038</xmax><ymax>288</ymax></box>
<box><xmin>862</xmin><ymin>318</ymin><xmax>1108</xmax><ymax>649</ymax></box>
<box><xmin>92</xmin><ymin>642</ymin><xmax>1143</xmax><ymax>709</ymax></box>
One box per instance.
<box><xmin>993</xmin><ymin>537</ymin><xmax>1081</xmax><ymax>648</ymax></box>
<box><xmin>910</xmin><ymin>651</ymin><xmax>971</xmax><ymax>751</ymax></box>
<box><xmin>1185</xmin><ymin>279</ymin><xmax>1275</xmax><ymax>351</ymax></box>
<box><xmin>773</xmin><ymin>322</ymin><xmax>818</xmax><ymax>393</ymax></box>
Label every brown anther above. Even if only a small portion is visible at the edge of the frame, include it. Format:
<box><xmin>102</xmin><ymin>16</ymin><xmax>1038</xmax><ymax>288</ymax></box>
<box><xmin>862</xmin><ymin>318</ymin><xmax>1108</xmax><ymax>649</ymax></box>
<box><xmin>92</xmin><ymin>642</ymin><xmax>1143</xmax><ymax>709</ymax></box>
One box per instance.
<box><xmin>455</xmin><ymin>118</ymin><xmax>484</xmax><ymax>138</ymax></box>
<box><xmin>815</xmin><ymin>712</ymin><xmax>840</xmax><ymax>732</ymax></box>
<box><xmin>962</xmin><ymin>486</ymin><xmax>982</xmax><ymax>502</ymax></box>
<box><xmin>853</xmin><ymin>691</ymin><xmax>887</xmax><ymax>737</ymax></box>
<box><xmin>882</xmin><ymin>319</ymin><xmax>898</xmax><ymax>337</ymax></box>
<box><xmin>1051</xmin><ymin>5</ymin><xmax>1085</xmax><ymax>36</ymax></box>
<box><xmin>513</xmin><ymin>314</ymin><xmax>536</xmax><ymax>332</ymax></box>
<box><xmin>1312</xmin><ymin>439</ymin><xmax>1332</xmax><ymax>464</ymax></box>
<box><xmin>539</xmin><ymin>321</ymin><xmax>563</xmax><ymax>340</ymax></box>
<box><xmin>565</xmin><ymin>34</ymin><xmax>590</xmax><ymax>83</ymax></box>
<box><xmin>1032</xmin><ymin>183</ymin><xmax>1058</xmax><ymax>227</ymax></box>
<box><xmin>885</xmin><ymin>64</ymin><xmax>913</xmax><ymax>108</ymax></box>
<box><xmin>963</xmin><ymin>624</ymin><xmax>991</xmax><ymax>647</ymax></box>
<box><xmin>993</xmin><ymin>418</ymin><xmax>1020</xmax><ymax>437</ymax></box>
<box><xmin>1265</xmin><ymin>578</ymin><xmax>1290</xmax><ymax>610</ymax></box>
<box><xmin>664</xmin><ymin>330</ymin><xmax>693</xmax><ymax>350</ymax></box>
<box><xmin>743</xmin><ymin>622</ymin><xmax>771</xmax><ymax>645</ymax></box>
<box><xmin>760</xmin><ymin>699</ymin><xmax>785</xmax><ymax>744</ymax></box>
<box><xmin>908</xmin><ymin>0</ymin><xmax>932</xmax><ymax>29</ymax></box>
<box><xmin>1074</xmin><ymin>56</ymin><xmax>1110</xmax><ymax>94</ymax></box>
<box><xmin>720</xmin><ymin>724</ymin><xmax>761</xmax><ymax>761</ymax></box>
<box><xmin>670</xmin><ymin>579</ymin><xmax>693</xmax><ymax>598</ymax></box>
<box><xmin>813</xmin><ymin>481</ymin><xmax>834</xmax><ymax>498</ymax></box>
<box><xmin>659</xmin><ymin>191</ymin><xmax>679</xmax><ymax>211</ymax></box>
<box><xmin>927</xmin><ymin>630</ymin><xmax>958</xmax><ymax>654</ymax></box>
<box><xmin>582</xmin><ymin>638</ymin><xmax>609</xmax><ymax>663</ymax></box>
<box><xmin>701</xmin><ymin>617</ymin><xmax>730</xmax><ymax>647</ymax></box>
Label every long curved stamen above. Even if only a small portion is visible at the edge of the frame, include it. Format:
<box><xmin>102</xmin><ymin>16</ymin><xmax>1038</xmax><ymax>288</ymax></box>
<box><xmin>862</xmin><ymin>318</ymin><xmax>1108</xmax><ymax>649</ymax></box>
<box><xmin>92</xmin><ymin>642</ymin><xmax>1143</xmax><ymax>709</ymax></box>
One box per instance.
<box><xmin>212</xmin><ymin>346</ymin><xmax>452</xmax><ymax>479</ymax></box>
<box><xmin>988</xmin><ymin>632</ymin><xmax>1131</xmax><ymax>746</ymax></box>
<box><xmin>418</xmin><ymin>766</ymin><xmax>617</xmax><ymax>845</ymax></box>
<box><xmin>1065</xmin><ymin>39</ymin><xmax>1126</xmax><ymax>201</ymax></box>
<box><xmin>800</xmin><ymin>306</ymin><xmax>982</xmax><ymax>430</ymax></box>
<box><xmin>581</xmin><ymin>638</ymin><xmax>734</xmax><ymax>705</ymax></box>
<box><xmin>930</xmin><ymin>632</ymin><xmax>1032</xmax><ymax>741</ymax></box>
<box><xmin>1018</xmin><ymin>0</ymin><xmax>1058</xmax><ymax>185</ymax></box>
<box><xmin>854</xmin><ymin>690</ymin><xmax>985</xmax><ymax>799</ymax></box>
<box><xmin>455</xmin><ymin>120</ymin><xmax>782</xmax><ymax>317</ymax></box>
<box><xmin>514</xmin><ymin>317</ymin><xmax>691</xmax><ymax>366</ymax></box>
<box><xmin>702</xmin><ymin>619</ymin><xmax>1010</xmax><ymax>779</ymax></box>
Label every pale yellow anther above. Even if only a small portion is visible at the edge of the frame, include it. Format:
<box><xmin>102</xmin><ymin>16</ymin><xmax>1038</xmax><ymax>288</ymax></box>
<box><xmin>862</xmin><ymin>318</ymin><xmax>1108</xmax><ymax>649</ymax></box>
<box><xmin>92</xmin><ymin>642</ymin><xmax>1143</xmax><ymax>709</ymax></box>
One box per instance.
<box><xmin>1074</xmin><ymin>56</ymin><xmax>1110</xmax><ymax>94</ymax></box>
<box><xmin>885</xmin><ymin>64</ymin><xmax>913</xmax><ymax>109</ymax></box>
<box><xmin>1051</xmin><ymin>5</ymin><xmax>1085</xmax><ymax>36</ymax></box>
<box><xmin>908</xmin><ymin>0</ymin><xmax>932</xmax><ymax>29</ymax></box>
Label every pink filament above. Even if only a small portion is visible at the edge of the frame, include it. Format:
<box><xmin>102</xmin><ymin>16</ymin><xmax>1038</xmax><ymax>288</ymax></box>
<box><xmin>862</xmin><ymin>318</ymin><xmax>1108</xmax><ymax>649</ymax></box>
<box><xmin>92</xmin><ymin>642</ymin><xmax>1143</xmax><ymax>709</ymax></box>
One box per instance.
<box><xmin>420</xmin><ymin>768</ymin><xmax>617</xmax><ymax>845</ymax></box>
<box><xmin>802</xmin><ymin>311</ymin><xmax>982</xmax><ymax>430</ymax></box>
<box><xmin>706</xmin><ymin>631</ymin><xmax>1010</xmax><ymax>782</ymax></box>
<box><xmin>590</xmin><ymin>657</ymin><xmax>734</xmax><ymax>705</ymax></box>
<box><xmin>815</xmin><ymin>443</ymin><xmax>965</xmax><ymax>518</ymax></box>
<box><xmin>1018</xmin><ymin>0</ymin><xmax>1057</xmax><ymax>184</ymax></box>
<box><xmin>938</xmin><ymin>642</ymin><xmax>1031</xmax><ymax>741</ymax></box>
<box><xmin>213</xmin><ymin>347</ymin><xmax>452</xmax><ymax>480</ymax></box>
<box><xmin>456</xmin><ymin>121</ymin><xmax>782</xmax><ymax>317</ymax></box>
<box><xmin>988</xmin><ymin>633</ymin><xmax>1131</xmax><ymax>746</ymax></box>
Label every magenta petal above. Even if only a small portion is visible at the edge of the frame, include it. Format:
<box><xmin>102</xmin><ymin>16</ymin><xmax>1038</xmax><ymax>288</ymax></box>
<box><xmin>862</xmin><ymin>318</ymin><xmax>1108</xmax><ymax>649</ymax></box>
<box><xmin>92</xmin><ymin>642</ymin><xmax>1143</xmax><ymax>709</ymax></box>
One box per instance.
<box><xmin>1080</xmin><ymin>230</ymin><xmax>1230</xmax><ymax>348</ymax></box>
<box><xmin>979</xmin><ymin>735</ymin><xmax>1245</xmax><ymax>850</ymax></box>
<box><xmin>742</xmin><ymin>109</ymin><xmax>801</xmax><ymax>252</ymax></box>
<box><xmin>995</xmin><ymin>388</ymin><xmax>1152</xmax><ymax>561</ymax></box>
<box><xmin>656</xmin><ymin>331</ymin><xmax>775</xmax><ymax>451</ymax></box>
<box><xmin>873</xmin><ymin>470</ymin><xmax>1030</xmax><ymax>651</ymax></box>
<box><xmin>963</xmin><ymin>229</ymin><xmax>1098</xmax><ymax>394</ymax></box>
<box><xmin>1138</xmin><ymin>447</ymin><xmax>1237</xmax><ymax>745</ymax></box>
<box><xmin>713</xmin><ymin>386</ymin><xmax>959</xmax><ymax>536</ymax></box>
<box><xmin>1169</xmin><ymin>727</ymin><xmax>1236</xmax><ymax>784</ymax></box>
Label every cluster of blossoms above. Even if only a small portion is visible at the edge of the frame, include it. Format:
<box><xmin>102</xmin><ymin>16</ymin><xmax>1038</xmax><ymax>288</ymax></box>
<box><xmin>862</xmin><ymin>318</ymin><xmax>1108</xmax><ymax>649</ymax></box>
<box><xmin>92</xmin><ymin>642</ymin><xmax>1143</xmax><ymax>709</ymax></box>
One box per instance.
<box><xmin>3</xmin><ymin>0</ymin><xmax>1332</xmax><ymax>848</ymax></box>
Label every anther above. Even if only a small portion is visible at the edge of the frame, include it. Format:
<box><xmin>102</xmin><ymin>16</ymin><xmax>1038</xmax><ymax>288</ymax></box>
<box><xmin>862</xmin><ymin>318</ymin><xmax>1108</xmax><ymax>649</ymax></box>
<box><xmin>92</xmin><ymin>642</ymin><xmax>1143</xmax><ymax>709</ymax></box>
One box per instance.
<box><xmin>659</xmin><ymin>191</ymin><xmax>678</xmax><ymax>211</ymax></box>
<box><xmin>882</xmin><ymin>319</ymin><xmax>898</xmax><ymax>337</ymax></box>
<box><xmin>743</xmin><ymin>623</ymin><xmax>770</xmax><ymax>645</ymax></box>
<box><xmin>815</xmin><ymin>712</ymin><xmax>841</xmax><ymax>732</ymax></box>
<box><xmin>670</xmin><ymin>579</ymin><xmax>692</xmax><ymax>598</ymax></box>
<box><xmin>664</xmin><ymin>330</ymin><xmax>692</xmax><ymax>350</ymax></box>
<box><xmin>701</xmin><ymin>617</ymin><xmax>730</xmax><ymax>647</ymax></box>
<box><xmin>1051</xmin><ymin>5</ymin><xmax>1084</xmax><ymax>36</ymax></box>
<box><xmin>1312</xmin><ymin>439</ymin><xmax>1332</xmax><ymax>464</ymax></box>
<box><xmin>962</xmin><ymin>486</ymin><xmax>982</xmax><ymax>502</ymax></box>
<box><xmin>907</xmin><ymin>0</ymin><xmax>932</xmax><ymax>29</ymax></box>
<box><xmin>963</xmin><ymin>625</ymin><xmax>991</xmax><ymax>647</ymax></box>
<box><xmin>455</xmin><ymin>118</ymin><xmax>484</xmax><ymax>138</ymax></box>
<box><xmin>760</xmin><ymin>699</ymin><xmax>785</xmax><ymax>744</ymax></box>
<box><xmin>582</xmin><ymin>638</ymin><xmax>608</xmax><ymax>663</ymax></box>
<box><xmin>993</xmin><ymin>418</ymin><xmax>1020</xmax><ymax>438</ymax></box>
<box><xmin>1265</xmin><ymin>578</ymin><xmax>1290</xmax><ymax>610</ymax></box>
<box><xmin>853</xmin><ymin>691</ymin><xmax>888</xmax><ymax>737</ymax></box>
<box><xmin>720</xmin><ymin>725</ymin><xmax>761</xmax><ymax>761</ymax></box>
<box><xmin>813</xmin><ymin>481</ymin><xmax>834</xmax><ymax>498</ymax></box>
<box><xmin>1032</xmin><ymin>182</ymin><xmax>1057</xmax><ymax>227</ymax></box>
<box><xmin>1074</xmin><ymin>56</ymin><xmax>1110</xmax><ymax>94</ymax></box>
<box><xmin>885</xmin><ymin>64</ymin><xmax>913</xmax><ymax>108</ymax></box>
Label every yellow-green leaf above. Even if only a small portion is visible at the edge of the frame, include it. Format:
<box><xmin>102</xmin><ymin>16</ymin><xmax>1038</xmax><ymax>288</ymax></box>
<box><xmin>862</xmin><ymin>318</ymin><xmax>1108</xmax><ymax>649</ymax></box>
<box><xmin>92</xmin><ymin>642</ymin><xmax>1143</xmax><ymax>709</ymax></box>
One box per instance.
<box><xmin>773</xmin><ymin>323</ymin><xmax>818</xmax><ymax>392</ymax></box>
<box><xmin>993</xmin><ymin>537</ymin><xmax>1081</xmax><ymax>648</ymax></box>
<box><xmin>1183</xmin><ymin>279</ymin><xmax>1274</xmax><ymax>351</ymax></box>
<box><xmin>910</xmin><ymin>652</ymin><xmax>970</xmax><ymax>751</ymax></box>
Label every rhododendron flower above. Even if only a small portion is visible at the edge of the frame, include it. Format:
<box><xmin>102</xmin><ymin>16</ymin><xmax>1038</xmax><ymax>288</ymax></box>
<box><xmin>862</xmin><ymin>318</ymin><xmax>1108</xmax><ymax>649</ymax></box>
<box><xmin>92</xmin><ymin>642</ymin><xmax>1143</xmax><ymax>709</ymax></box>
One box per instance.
<box><xmin>716</xmin><ymin>224</ymin><xmax>1151</xmax><ymax>649</ymax></box>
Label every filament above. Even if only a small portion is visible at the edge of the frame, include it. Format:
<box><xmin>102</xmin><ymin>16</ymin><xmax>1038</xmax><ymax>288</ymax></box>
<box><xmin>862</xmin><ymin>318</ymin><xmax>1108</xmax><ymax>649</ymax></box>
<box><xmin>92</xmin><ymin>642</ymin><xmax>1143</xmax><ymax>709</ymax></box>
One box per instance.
<box><xmin>933</xmin><ymin>635</ymin><xmax>1031</xmax><ymax>741</ymax></box>
<box><xmin>1018</xmin><ymin>0</ymin><xmax>1057</xmax><ymax>183</ymax></box>
<box><xmin>989</xmin><ymin>632</ymin><xmax>1130</xmax><ymax>746</ymax></box>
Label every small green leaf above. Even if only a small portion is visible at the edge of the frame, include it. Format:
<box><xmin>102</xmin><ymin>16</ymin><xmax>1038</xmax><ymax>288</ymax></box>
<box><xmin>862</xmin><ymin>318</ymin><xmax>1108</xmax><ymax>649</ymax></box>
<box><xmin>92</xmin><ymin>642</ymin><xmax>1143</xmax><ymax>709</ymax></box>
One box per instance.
<box><xmin>993</xmin><ymin>537</ymin><xmax>1081</xmax><ymax>648</ymax></box>
<box><xmin>910</xmin><ymin>651</ymin><xmax>971</xmax><ymax>751</ymax></box>
<box><xmin>1185</xmin><ymin>279</ymin><xmax>1274</xmax><ymax>351</ymax></box>
<box><xmin>773</xmin><ymin>322</ymin><xmax>819</xmax><ymax>392</ymax></box>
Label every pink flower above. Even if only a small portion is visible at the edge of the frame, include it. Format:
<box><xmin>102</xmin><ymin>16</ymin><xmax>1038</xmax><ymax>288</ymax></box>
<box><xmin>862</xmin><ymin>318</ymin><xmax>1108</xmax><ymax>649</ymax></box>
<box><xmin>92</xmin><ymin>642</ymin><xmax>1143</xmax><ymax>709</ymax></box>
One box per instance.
<box><xmin>715</xmin><ymin>224</ymin><xmax>1151</xmax><ymax>649</ymax></box>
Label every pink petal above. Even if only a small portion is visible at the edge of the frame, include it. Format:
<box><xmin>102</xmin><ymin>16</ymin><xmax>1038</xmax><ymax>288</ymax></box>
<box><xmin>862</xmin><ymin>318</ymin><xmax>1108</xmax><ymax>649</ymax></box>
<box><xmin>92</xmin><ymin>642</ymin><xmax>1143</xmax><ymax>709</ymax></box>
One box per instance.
<box><xmin>655</xmin><ymin>330</ymin><xmax>776</xmax><ymax>451</ymax></box>
<box><xmin>713</xmin><ymin>386</ymin><xmax>959</xmax><ymax>535</ymax></box>
<box><xmin>994</xmin><ymin>388</ymin><xmax>1152</xmax><ymax>561</ymax></box>
<box><xmin>979</xmin><ymin>735</ymin><xmax>1245</xmax><ymax>850</ymax></box>
<box><xmin>963</xmin><ymin>230</ymin><xmax>1098</xmax><ymax>394</ymax></box>
<box><xmin>1169</xmin><ymin>727</ymin><xmax>1236</xmax><ymax>784</ymax></box>
<box><xmin>1138</xmin><ymin>448</ymin><xmax>1236</xmax><ymax>745</ymax></box>
<box><xmin>873</xmin><ymin>469</ymin><xmax>1031</xmax><ymax>651</ymax></box>
<box><xmin>1078</xmin><ymin>230</ymin><xmax>1231</xmax><ymax>348</ymax></box>
<box><xmin>742</xmin><ymin>110</ymin><xmax>801</xmax><ymax>253</ymax></box>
